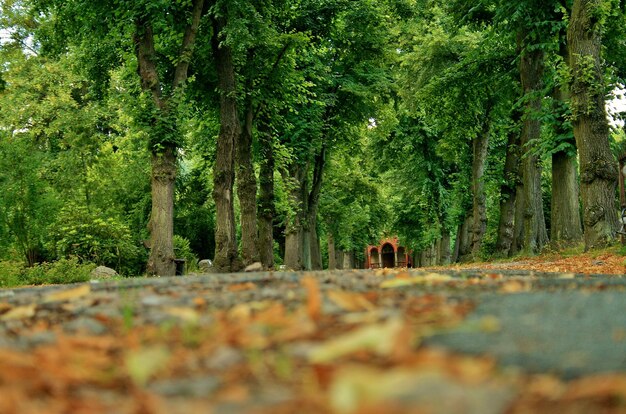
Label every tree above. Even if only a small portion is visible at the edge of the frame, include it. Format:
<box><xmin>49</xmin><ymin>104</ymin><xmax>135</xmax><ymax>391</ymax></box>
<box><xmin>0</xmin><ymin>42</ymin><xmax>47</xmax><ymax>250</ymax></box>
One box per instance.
<box><xmin>567</xmin><ymin>0</ymin><xmax>619</xmax><ymax>248</ymax></box>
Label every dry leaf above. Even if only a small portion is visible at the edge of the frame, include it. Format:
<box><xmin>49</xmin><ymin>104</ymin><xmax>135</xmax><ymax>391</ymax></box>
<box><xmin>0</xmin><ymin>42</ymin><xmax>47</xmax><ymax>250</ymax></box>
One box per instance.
<box><xmin>327</xmin><ymin>290</ymin><xmax>375</xmax><ymax>312</ymax></box>
<box><xmin>308</xmin><ymin>317</ymin><xmax>405</xmax><ymax>363</ymax></box>
<box><xmin>43</xmin><ymin>284</ymin><xmax>91</xmax><ymax>303</ymax></box>
<box><xmin>125</xmin><ymin>346</ymin><xmax>171</xmax><ymax>386</ymax></box>
<box><xmin>301</xmin><ymin>276</ymin><xmax>322</xmax><ymax>321</ymax></box>
<box><xmin>0</xmin><ymin>304</ymin><xmax>36</xmax><ymax>321</ymax></box>
<box><xmin>380</xmin><ymin>273</ymin><xmax>452</xmax><ymax>289</ymax></box>
<box><xmin>163</xmin><ymin>307</ymin><xmax>200</xmax><ymax>324</ymax></box>
<box><xmin>228</xmin><ymin>282</ymin><xmax>257</xmax><ymax>292</ymax></box>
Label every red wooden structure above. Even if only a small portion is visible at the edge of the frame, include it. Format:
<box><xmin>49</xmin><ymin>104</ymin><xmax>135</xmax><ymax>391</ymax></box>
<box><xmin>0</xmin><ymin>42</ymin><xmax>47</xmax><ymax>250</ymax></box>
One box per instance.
<box><xmin>365</xmin><ymin>237</ymin><xmax>412</xmax><ymax>269</ymax></box>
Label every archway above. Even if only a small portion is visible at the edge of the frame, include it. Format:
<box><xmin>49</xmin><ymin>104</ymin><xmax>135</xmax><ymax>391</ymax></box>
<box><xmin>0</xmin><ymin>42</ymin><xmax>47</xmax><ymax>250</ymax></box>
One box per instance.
<box><xmin>381</xmin><ymin>243</ymin><xmax>395</xmax><ymax>268</ymax></box>
<box><xmin>370</xmin><ymin>248</ymin><xmax>380</xmax><ymax>268</ymax></box>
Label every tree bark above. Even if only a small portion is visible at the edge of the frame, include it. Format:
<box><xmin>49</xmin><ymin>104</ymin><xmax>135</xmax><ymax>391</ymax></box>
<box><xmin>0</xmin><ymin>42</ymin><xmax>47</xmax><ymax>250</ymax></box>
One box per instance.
<box><xmin>327</xmin><ymin>234</ymin><xmax>337</xmax><ymax>269</ymax></box>
<box><xmin>568</xmin><ymin>0</ymin><xmax>618</xmax><ymax>249</ymax></box>
<box><xmin>283</xmin><ymin>146</ymin><xmax>326</xmax><ymax>270</ymax></box>
<box><xmin>283</xmin><ymin>163</ymin><xmax>307</xmax><ymax>270</ymax></box>
<box><xmin>518</xmin><ymin>30</ymin><xmax>548</xmax><ymax>254</ymax></box>
<box><xmin>551</xmin><ymin>40</ymin><xmax>583</xmax><ymax>247</ymax></box>
<box><xmin>305</xmin><ymin>146</ymin><xmax>325</xmax><ymax>270</ymax></box>
<box><xmin>551</xmin><ymin>151</ymin><xmax>583</xmax><ymax>244</ymax></box>
<box><xmin>147</xmin><ymin>147</ymin><xmax>177</xmax><ymax>275</ymax></box>
<box><xmin>470</xmin><ymin>118</ymin><xmax>490</xmax><ymax>259</ymax></box>
<box><xmin>257</xmin><ymin>119</ymin><xmax>275</xmax><ymax>270</ymax></box>
<box><xmin>496</xmin><ymin>116</ymin><xmax>521</xmax><ymax>257</ymax></box>
<box><xmin>439</xmin><ymin>232</ymin><xmax>451</xmax><ymax>265</ymax></box>
<box><xmin>237</xmin><ymin>103</ymin><xmax>260</xmax><ymax>266</ymax></box>
<box><xmin>212</xmin><ymin>15</ymin><xmax>242</xmax><ymax>272</ymax></box>
<box><xmin>455</xmin><ymin>215</ymin><xmax>473</xmax><ymax>262</ymax></box>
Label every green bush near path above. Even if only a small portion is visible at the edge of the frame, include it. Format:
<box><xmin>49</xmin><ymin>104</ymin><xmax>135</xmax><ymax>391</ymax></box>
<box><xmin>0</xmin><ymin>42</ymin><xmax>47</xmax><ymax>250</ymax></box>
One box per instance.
<box><xmin>0</xmin><ymin>258</ymin><xmax>96</xmax><ymax>288</ymax></box>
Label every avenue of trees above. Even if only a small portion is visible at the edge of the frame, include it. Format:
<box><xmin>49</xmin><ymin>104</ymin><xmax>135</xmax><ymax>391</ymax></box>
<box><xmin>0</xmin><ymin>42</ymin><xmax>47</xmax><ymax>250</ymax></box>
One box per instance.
<box><xmin>0</xmin><ymin>0</ymin><xmax>625</xmax><ymax>277</ymax></box>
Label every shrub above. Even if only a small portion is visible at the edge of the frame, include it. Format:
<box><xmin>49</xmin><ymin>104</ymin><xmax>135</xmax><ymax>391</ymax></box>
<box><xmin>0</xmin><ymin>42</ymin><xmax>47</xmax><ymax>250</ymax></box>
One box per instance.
<box><xmin>50</xmin><ymin>205</ymin><xmax>142</xmax><ymax>271</ymax></box>
<box><xmin>173</xmin><ymin>235</ymin><xmax>198</xmax><ymax>274</ymax></box>
<box><xmin>0</xmin><ymin>261</ymin><xmax>22</xmax><ymax>288</ymax></box>
<box><xmin>21</xmin><ymin>258</ymin><xmax>95</xmax><ymax>286</ymax></box>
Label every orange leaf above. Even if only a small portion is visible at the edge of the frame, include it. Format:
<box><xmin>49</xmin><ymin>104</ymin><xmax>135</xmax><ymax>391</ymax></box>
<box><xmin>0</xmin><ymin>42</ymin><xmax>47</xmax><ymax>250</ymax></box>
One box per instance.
<box><xmin>327</xmin><ymin>290</ymin><xmax>375</xmax><ymax>312</ymax></box>
<box><xmin>301</xmin><ymin>276</ymin><xmax>322</xmax><ymax>322</ymax></box>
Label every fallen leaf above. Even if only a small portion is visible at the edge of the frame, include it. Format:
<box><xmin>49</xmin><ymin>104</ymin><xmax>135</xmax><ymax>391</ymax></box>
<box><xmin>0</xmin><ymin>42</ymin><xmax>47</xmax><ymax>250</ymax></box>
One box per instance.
<box><xmin>380</xmin><ymin>273</ymin><xmax>452</xmax><ymax>289</ymax></box>
<box><xmin>163</xmin><ymin>307</ymin><xmax>200</xmax><ymax>324</ymax></box>
<box><xmin>0</xmin><ymin>304</ymin><xmax>36</xmax><ymax>321</ymax></box>
<box><xmin>301</xmin><ymin>276</ymin><xmax>322</xmax><ymax>321</ymax></box>
<box><xmin>227</xmin><ymin>282</ymin><xmax>257</xmax><ymax>292</ymax></box>
<box><xmin>43</xmin><ymin>284</ymin><xmax>91</xmax><ymax>303</ymax></box>
<box><xmin>125</xmin><ymin>346</ymin><xmax>171</xmax><ymax>386</ymax></box>
<box><xmin>563</xmin><ymin>374</ymin><xmax>626</xmax><ymax>401</ymax></box>
<box><xmin>308</xmin><ymin>317</ymin><xmax>405</xmax><ymax>363</ymax></box>
<box><xmin>327</xmin><ymin>290</ymin><xmax>375</xmax><ymax>312</ymax></box>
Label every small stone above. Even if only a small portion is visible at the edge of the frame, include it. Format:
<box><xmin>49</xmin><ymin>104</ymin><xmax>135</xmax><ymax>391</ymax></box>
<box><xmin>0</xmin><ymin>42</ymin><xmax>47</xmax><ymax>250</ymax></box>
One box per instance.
<box><xmin>245</xmin><ymin>262</ymin><xmax>263</xmax><ymax>272</ymax></box>
<box><xmin>64</xmin><ymin>316</ymin><xmax>108</xmax><ymax>335</ymax></box>
<box><xmin>149</xmin><ymin>376</ymin><xmax>220</xmax><ymax>397</ymax></box>
<box><xmin>206</xmin><ymin>346</ymin><xmax>244</xmax><ymax>370</ymax></box>
<box><xmin>198</xmin><ymin>259</ymin><xmax>213</xmax><ymax>272</ymax></box>
<box><xmin>91</xmin><ymin>266</ymin><xmax>118</xmax><ymax>279</ymax></box>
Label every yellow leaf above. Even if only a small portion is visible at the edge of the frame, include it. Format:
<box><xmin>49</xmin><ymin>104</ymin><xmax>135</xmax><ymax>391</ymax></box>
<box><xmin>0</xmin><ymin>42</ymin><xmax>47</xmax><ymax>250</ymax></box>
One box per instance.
<box><xmin>164</xmin><ymin>307</ymin><xmax>200</xmax><ymax>324</ymax></box>
<box><xmin>125</xmin><ymin>346</ymin><xmax>171</xmax><ymax>386</ymax></box>
<box><xmin>327</xmin><ymin>290</ymin><xmax>375</xmax><ymax>312</ymax></box>
<box><xmin>0</xmin><ymin>304</ymin><xmax>36</xmax><ymax>321</ymax></box>
<box><xmin>380</xmin><ymin>273</ymin><xmax>452</xmax><ymax>289</ymax></box>
<box><xmin>43</xmin><ymin>284</ymin><xmax>91</xmax><ymax>303</ymax></box>
<box><xmin>308</xmin><ymin>317</ymin><xmax>404</xmax><ymax>363</ymax></box>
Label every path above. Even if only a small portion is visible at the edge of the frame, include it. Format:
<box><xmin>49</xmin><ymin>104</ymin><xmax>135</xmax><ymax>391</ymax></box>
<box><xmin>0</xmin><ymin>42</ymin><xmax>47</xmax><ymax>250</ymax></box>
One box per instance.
<box><xmin>2</xmin><ymin>269</ymin><xmax>626</xmax><ymax>413</ymax></box>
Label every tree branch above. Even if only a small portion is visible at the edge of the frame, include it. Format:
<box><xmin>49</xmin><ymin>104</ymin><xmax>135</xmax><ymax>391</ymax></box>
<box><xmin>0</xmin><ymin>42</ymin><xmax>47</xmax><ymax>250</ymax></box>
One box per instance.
<box><xmin>173</xmin><ymin>0</ymin><xmax>206</xmax><ymax>89</ymax></box>
<box><xmin>134</xmin><ymin>19</ymin><xmax>163</xmax><ymax>108</ymax></box>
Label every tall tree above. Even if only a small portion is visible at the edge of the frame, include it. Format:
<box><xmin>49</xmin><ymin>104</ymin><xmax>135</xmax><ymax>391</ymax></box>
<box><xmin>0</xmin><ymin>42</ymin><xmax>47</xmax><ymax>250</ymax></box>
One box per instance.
<box><xmin>135</xmin><ymin>0</ymin><xmax>205</xmax><ymax>275</ymax></box>
<box><xmin>567</xmin><ymin>0</ymin><xmax>619</xmax><ymax>248</ymax></box>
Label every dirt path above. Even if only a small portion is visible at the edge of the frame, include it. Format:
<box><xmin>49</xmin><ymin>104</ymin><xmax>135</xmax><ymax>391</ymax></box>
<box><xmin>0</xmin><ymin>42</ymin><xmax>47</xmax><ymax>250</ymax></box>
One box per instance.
<box><xmin>2</xmin><ymin>269</ymin><xmax>626</xmax><ymax>413</ymax></box>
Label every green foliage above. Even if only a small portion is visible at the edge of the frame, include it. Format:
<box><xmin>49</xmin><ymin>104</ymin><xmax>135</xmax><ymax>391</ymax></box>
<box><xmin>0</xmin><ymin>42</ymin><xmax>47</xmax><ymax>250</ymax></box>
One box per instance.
<box><xmin>173</xmin><ymin>235</ymin><xmax>199</xmax><ymax>273</ymax></box>
<box><xmin>50</xmin><ymin>205</ymin><xmax>141</xmax><ymax>271</ymax></box>
<box><xmin>0</xmin><ymin>258</ymin><xmax>95</xmax><ymax>287</ymax></box>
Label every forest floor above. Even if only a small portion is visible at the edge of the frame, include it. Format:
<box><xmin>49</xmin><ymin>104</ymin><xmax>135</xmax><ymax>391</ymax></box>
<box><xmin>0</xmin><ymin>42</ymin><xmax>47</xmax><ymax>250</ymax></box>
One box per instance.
<box><xmin>2</xmin><ymin>248</ymin><xmax>626</xmax><ymax>413</ymax></box>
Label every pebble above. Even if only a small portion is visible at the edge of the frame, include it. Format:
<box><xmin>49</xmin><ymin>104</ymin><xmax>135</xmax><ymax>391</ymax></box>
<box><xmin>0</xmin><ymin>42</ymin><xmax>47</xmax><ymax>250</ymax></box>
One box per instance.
<box><xmin>64</xmin><ymin>316</ymin><xmax>108</xmax><ymax>335</ymax></box>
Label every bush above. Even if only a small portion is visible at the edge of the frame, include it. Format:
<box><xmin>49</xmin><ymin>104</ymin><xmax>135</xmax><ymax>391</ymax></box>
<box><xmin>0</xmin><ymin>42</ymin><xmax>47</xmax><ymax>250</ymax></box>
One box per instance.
<box><xmin>0</xmin><ymin>261</ymin><xmax>23</xmax><ymax>288</ymax></box>
<box><xmin>173</xmin><ymin>235</ymin><xmax>199</xmax><ymax>274</ymax></box>
<box><xmin>19</xmin><ymin>258</ymin><xmax>95</xmax><ymax>286</ymax></box>
<box><xmin>50</xmin><ymin>205</ymin><xmax>142</xmax><ymax>272</ymax></box>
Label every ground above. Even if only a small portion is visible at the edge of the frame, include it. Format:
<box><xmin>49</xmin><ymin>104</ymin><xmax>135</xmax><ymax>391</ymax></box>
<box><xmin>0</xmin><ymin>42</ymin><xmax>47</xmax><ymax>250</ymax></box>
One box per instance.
<box><xmin>2</xmin><ymin>249</ymin><xmax>626</xmax><ymax>413</ymax></box>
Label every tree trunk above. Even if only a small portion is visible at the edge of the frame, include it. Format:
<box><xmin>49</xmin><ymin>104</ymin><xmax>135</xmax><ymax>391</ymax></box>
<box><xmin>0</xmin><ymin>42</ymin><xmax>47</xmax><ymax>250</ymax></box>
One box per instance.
<box><xmin>496</xmin><ymin>118</ymin><xmax>521</xmax><ymax>257</ymax></box>
<box><xmin>335</xmin><ymin>250</ymin><xmax>344</xmax><ymax>270</ymax></box>
<box><xmin>568</xmin><ymin>0</ymin><xmax>618</xmax><ymax>249</ymax></box>
<box><xmin>283</xmin><ymin>164</ymin><xmax>307</xmax><ymax>270</ymax></box>
<box><xmin>308</xmin><ymin>217</ymin><xmax>323</xmax><ymax>270</ymax></box>
<box><xmin>257</xmin><ymin>120</ymin><xmax>275</xmax><ymax>270</ymax></box>
<box><xmin>551</xmin><ymin>150</ymin><xmax>583</xmax><ymax>245</ymax></box>
<box><xmin>212</xmin><ymin>16</ymin><xmax>242</xmax><ymax>272</ymax></box>
<box><xmin>551</xmin><ymin>39</ymin><xmax>583</xmax><ymax>247</ymax></box>
<box><xmin>327</xmin><ymin>234</ymin><xmax>337</xmax><ymax>269</ymax></box>
<box><xmin>456</xmin><ymin>215</ymin><xmax>473</xmax><ymax>262</ymax></box>
<box><xmin>518</xmin><ymin>31</ymin><xmax>548</xmax><ymax>254</ymax></box>
<box><xmin>237</xmin><ymin>104</ymin><xmax>260</xmax><ymax>266</ymax></box>
<box><xmin>470</xmin><ymin>118</ymin><xmax>490</xmax><ymax>258</ymax></box>
<box><xmin>283</xmin><ymin>146</ymin><xmax>326</xmax><ymax>270</ymax></box>
<box><xmin>342</xmin><ymin>251</ymin><xmax>353</xmax><ymax>270</ymax></box>
<box><xmin>147</xmin><ymin>146</ymin><xmax>177</xmax><ymax>275</ymax></box>
<box><xmin>439</xmin><ymin>232</ymin><xmax>451</xmax><ymax>265</ymax></box>
<box><xmin>305</xmin><ymin>146</ymin><xmax>325</xmax><ymax>270</ymax></box>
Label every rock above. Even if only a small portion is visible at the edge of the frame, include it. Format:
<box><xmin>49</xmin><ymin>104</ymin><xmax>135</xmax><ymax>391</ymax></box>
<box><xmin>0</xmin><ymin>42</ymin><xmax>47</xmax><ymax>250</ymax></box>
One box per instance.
<box><xmin>198</xmin><ymin>259</ymin><xmax>213</xmax><ymax>272</ymax></box>
<box><xmin>149</xmin><ymin>376</ymin><xmax>220</xmax><ymax>397</ymax></box>
<box><xmin>91</xmin><ymin>266</ymin><xmax>118</xmax><ymax>279</ymax></box>
<box><xmin>245</xmin><ymin>262</ymin><xmax>263</xmax><ymax>272</ymax></box>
